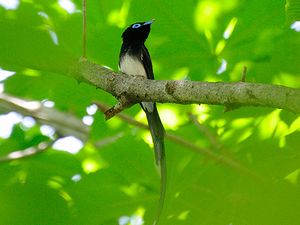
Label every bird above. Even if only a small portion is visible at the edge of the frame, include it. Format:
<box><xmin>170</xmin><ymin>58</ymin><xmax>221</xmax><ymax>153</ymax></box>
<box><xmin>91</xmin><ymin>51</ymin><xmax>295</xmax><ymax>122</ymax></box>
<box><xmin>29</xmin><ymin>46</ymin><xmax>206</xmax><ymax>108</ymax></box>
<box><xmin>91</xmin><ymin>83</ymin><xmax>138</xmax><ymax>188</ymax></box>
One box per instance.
<box><xmin>119</xmin><ymin>20</ymin><xmax>166</xmax><ymax>225</ymax></box>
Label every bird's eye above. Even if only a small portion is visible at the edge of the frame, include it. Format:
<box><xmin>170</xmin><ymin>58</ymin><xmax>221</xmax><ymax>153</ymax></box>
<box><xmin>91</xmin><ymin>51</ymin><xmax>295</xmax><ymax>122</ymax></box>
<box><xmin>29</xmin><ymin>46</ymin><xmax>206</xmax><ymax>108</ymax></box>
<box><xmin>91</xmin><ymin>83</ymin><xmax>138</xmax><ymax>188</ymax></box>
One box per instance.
<box><xmin>132</xmin><ymin>23</ymin><xmax>141</xmax><ymax>29</ymax></box>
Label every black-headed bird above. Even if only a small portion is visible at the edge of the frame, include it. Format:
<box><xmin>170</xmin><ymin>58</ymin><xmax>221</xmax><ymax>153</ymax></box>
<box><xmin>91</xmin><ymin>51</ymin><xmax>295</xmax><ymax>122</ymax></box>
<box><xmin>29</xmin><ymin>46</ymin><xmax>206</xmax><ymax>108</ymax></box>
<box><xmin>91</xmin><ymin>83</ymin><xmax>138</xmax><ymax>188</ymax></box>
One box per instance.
<box><xmin>119</xmin><ymin>20</ymin><xmax>166</xmax><ymax>225</ymax></box>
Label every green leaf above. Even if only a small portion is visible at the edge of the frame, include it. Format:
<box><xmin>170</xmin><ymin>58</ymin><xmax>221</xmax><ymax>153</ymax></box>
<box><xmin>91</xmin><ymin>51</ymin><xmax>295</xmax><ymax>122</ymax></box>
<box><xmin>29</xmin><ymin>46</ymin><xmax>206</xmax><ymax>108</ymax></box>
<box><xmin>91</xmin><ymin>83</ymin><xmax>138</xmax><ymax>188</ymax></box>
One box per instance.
<box><xmin>1</xmin><ymin>1</ymin><xmax>300</xmax><ymax>224</ymax></box>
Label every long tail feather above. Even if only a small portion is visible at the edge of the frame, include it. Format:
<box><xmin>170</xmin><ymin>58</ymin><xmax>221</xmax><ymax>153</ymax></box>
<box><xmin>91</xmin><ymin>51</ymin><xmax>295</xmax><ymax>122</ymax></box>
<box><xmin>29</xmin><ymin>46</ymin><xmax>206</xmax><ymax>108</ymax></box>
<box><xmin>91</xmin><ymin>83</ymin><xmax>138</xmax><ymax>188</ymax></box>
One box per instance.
<box><xmin>144</xmin><ymin>104</ymin><xmax>166</xmax><ymax>225</ymax></box>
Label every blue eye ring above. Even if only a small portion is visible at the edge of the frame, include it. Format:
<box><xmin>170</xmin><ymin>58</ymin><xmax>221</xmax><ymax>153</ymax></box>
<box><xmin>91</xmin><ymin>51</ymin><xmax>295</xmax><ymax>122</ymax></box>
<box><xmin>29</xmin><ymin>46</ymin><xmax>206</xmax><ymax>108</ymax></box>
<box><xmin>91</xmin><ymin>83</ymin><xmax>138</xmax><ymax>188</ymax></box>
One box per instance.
<box><xmin>132</xmin><ymin>23</ymin><xmax>141</xmax><ymax>29</ymax></box>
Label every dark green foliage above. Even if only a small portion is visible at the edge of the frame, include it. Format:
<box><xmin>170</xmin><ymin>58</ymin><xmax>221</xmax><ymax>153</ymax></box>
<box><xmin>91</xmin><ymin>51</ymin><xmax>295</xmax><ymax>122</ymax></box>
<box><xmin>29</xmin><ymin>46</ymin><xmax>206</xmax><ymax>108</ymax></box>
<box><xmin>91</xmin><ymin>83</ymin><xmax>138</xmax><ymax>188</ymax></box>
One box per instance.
<box><xmin>0</xmin><ymin>0</ymin><xmax>300</xmax><ymax>225</ymax></box>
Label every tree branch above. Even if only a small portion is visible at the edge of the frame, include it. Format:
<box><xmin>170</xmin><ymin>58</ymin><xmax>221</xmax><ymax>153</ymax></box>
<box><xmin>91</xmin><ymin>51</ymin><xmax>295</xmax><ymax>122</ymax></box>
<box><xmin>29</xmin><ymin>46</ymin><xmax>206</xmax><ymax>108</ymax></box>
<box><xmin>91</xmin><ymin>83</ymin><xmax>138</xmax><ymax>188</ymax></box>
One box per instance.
<box><xmin>73</xmin><ymin>59</ymin><xmax>300</xmax><ymax>114</ymax></box>
<box><xmin>0</xmin><ymin>93</ymin><xmax>90</xmax><ymax>141</ymax></box>
<box><xmin>0</xmin><ymin>141</ymin><xmax>51</xmax><ymax>162</ymax></box>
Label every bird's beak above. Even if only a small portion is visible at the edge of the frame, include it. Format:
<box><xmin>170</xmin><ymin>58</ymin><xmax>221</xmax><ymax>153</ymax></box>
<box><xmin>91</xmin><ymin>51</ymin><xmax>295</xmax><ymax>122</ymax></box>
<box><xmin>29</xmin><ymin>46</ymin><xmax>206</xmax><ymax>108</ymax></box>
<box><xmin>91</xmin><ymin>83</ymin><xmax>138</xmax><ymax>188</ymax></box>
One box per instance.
<box><xmin>144</xmin><ymin>19</ymin><xmax>155</xmax><ymax>26</ymax></box>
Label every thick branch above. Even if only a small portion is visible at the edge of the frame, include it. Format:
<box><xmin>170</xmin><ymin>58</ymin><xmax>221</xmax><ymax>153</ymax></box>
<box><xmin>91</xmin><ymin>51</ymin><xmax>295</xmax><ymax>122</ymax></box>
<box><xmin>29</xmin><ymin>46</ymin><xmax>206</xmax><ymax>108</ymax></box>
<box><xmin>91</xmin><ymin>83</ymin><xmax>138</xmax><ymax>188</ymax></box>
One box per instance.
<box><xmin>73</xmin><ymin>59</ymin><xmax>300</xmax><ymax>113</ymax></box>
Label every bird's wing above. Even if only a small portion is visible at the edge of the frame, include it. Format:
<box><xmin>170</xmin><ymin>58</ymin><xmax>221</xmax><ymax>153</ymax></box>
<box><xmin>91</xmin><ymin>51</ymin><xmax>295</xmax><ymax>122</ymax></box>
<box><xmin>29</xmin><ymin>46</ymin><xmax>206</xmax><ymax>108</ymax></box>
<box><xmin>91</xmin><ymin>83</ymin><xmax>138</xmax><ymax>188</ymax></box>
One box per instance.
<box><xmin>140</xmin><ymin>45</ymin><xmax>154</xmax><ymax>80</ymax></box>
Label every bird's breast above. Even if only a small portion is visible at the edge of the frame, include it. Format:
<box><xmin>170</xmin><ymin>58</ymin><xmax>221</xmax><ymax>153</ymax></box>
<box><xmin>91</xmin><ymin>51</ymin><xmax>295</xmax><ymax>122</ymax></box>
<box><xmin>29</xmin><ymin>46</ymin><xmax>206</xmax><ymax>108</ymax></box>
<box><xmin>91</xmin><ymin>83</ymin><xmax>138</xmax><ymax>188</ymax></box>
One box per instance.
<box><xmin>119</xmin><ymin>54</ymin><xmax>147</xmax><ymax>77</ymax></box>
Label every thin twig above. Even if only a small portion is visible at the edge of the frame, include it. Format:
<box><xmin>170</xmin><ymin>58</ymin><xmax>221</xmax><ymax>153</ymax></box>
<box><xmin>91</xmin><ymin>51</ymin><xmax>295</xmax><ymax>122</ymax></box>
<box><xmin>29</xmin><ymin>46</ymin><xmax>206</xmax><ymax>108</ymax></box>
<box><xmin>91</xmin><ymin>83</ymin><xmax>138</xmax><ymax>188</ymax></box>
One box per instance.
<box><xmin>241</xmin><ymin>66</ymin><xmax>247</xmax><ymax>82</ymax></box>
<box><xmin>104</xmin><ymin>95</ymin><xmax>134</xmax><ymax>120</ymax></box>
<box><xmin>82</xmin><ymin>0</ymin><xmax>87</xmax><ymax>58</ymax></box>
<box><xmin>94</xmin><ymin>132</ymin><xmax>124</xmax><ymax>148</ymax></box>
<box><xmin>95</xmin><ymin>101</ymin><xmax>148</xmax><ymax>129</ymax></box>
<box><xmin>188</xmin><ymin>113</ymin><xmax>223</xmax><ymax>151</ymax></box>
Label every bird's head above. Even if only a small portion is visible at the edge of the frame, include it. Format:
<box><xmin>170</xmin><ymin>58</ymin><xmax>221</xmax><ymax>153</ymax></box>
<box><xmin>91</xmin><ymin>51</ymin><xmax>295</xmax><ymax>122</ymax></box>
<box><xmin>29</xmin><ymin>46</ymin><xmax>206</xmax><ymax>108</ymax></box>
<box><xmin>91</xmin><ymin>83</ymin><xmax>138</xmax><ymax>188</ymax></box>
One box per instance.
<box><xmin>121</xmin><ymin>20</ymin><xmax>154</xmax><ymax>43</ymax></box>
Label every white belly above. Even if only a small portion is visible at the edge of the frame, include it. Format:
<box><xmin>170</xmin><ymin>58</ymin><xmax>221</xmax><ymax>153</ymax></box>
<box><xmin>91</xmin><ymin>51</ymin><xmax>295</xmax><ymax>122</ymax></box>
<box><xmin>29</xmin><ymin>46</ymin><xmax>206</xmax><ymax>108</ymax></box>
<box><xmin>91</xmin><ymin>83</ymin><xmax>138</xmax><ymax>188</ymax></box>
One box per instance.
<box><xmin>120</xmin><ymin>54</ymin><xmax>147</xmax><ymax>77</ymax></box>
<box><xmin>120</xmin><ymin>53</ymin><xmax>154</xmax><ymax>112</ymax></box>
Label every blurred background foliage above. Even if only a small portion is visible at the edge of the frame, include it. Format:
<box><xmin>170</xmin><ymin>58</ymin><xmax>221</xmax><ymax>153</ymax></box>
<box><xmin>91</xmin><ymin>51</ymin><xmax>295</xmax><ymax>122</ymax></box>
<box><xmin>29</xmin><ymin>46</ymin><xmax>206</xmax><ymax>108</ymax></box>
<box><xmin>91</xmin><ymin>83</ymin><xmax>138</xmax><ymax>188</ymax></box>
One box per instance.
<box><xmin>0</xmin><ymin>0</ymin><xmax>300</xmax><ymax>225</ymax></box>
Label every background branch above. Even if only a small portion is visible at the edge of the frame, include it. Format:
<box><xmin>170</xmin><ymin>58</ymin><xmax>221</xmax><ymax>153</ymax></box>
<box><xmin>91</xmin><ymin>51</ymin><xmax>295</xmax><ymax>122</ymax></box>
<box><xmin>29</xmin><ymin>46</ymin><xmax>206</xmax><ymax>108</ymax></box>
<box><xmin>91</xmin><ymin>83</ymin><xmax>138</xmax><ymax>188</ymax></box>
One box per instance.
<box><xmin>0</xmin><ymin>141</ymin><xmax>51</xmax><ymax>162</ymax></box>
<box><xmin>82</xmin><ymin>0</ymin><xmax>87</xmax><ymax>58</ymax></box>
<box><xmin>95</xmin><ymin>101</ymin><xmax>263</xmax><ymax>181</ymax></box>
<box><xmin>0</xmin><ymin>93</ymin><xmax>90</xmax><ymax>141</ymax></box>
